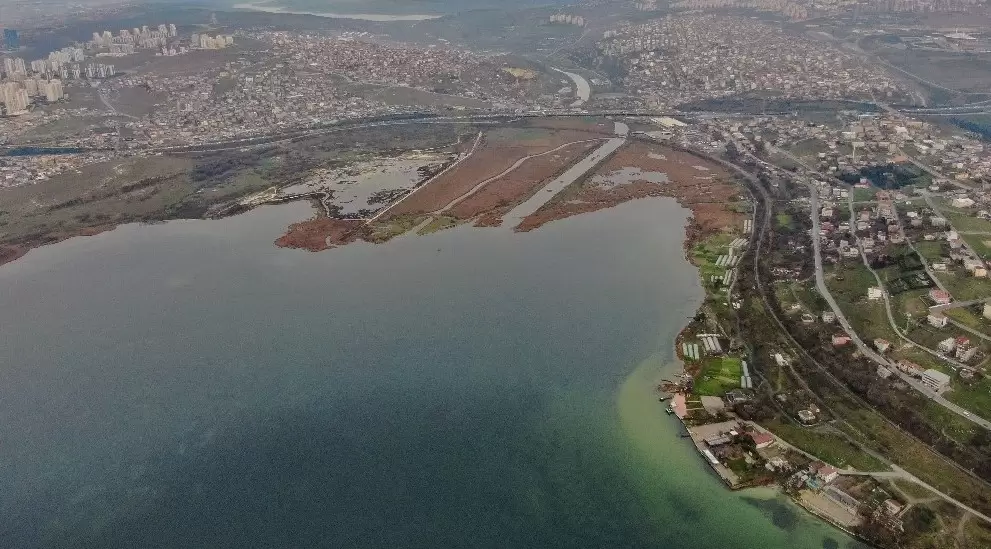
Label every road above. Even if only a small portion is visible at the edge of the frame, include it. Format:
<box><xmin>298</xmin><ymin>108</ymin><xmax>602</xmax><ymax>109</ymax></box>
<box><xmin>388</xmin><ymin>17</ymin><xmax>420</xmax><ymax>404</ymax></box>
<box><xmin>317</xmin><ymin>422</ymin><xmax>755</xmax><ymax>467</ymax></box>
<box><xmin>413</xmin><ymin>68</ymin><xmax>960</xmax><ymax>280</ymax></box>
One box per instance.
<box><xmin>930</xmin><ymin>296</ymin><xmax>991</xmax><ymax>314</ymax></box>
<box><xmin>777</xmin><ymin>153</ymin><xmax>991</xmax><ymax>428</ymax></box>
<box><xmin>502</xmin><ymin>122</ymin><xmax>627</xmax><ymax>224</ymax></box>
<box><xmin>946</xmin><ymin>317</ymin><xmax>991</xmax><ymax>343</ymax></box>
<box><xmin>836</xmin><ymin>190</ymin><xmax>991</xmax><ymax>428</ymax></box>
<box><xmin>901</xmin><ymin>219</ymin><xmax>950</xmax><ymax>294</ymax></box>
<box><xmin>692</xmin><ymin>138</ymin><xmax>991</xmax><ymax>500</ymax></box>
<box><xmin>808</xmin><ymin>186</ymin><xmax>891</xmax><ymax>368</ymax></box>
<box><xmin>843</xmin><ymin>466</ymin><xmax>991</xmax><ymax>526</ymax></box>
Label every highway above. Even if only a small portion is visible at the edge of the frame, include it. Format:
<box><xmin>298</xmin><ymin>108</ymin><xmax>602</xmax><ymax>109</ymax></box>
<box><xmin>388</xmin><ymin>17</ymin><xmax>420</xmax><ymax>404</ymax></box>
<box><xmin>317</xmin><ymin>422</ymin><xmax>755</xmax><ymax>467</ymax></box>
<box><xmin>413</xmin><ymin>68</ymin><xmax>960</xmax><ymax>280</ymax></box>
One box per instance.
<box><xmin>128</xmin><ymin>108</ymin><xmax>784</xmax><ymax>155</ymax></box>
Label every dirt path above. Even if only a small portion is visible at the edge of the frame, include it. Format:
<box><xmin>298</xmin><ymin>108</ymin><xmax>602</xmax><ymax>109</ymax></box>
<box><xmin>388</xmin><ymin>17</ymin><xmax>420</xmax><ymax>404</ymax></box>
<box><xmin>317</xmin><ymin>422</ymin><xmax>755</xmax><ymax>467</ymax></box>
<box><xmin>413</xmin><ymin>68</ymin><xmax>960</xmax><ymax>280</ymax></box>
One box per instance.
<box><xmin>433</xmin><ymin>138</ymin><xmax>606</xmax><ymax>215</ymax></box>
<box><xmin>366</xmin><ymin>131</ymin><xmax>483</xmax><ymax>224</ymax></box>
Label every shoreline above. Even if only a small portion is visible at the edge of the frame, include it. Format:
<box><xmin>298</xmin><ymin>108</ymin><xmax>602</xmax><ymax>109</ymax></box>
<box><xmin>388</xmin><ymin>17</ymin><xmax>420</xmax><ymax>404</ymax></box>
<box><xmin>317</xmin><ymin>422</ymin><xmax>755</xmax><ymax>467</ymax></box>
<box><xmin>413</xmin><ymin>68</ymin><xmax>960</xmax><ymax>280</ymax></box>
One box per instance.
<box><xmin>648</xmin><ymin>159</ymin><xmax>875</xmax><ymax>547</ymax></box>
<box><xmin>230</xmin><ymin>2</ymin><xmax>444</xmax><ymax>21</ymax></box>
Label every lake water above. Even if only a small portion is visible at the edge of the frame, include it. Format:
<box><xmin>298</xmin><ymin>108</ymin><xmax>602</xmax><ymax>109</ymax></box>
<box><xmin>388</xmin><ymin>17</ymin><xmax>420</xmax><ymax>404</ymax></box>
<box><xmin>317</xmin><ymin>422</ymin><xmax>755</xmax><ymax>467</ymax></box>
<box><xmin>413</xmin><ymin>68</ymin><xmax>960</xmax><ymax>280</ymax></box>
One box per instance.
<box><xmin>0</xmin><ymin>198</ymin><xmax>864</xmax><ymax>548</ymax></box>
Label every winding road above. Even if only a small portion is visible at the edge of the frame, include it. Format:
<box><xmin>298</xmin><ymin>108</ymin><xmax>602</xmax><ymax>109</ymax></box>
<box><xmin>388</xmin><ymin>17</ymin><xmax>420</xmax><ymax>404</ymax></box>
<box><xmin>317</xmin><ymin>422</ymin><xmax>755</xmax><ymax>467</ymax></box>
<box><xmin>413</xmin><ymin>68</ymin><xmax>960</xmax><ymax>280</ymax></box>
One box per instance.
<box><xmin>806</xmin><ymin>183</ymin><xmax>991</xmax><ymax>429</ymax></box>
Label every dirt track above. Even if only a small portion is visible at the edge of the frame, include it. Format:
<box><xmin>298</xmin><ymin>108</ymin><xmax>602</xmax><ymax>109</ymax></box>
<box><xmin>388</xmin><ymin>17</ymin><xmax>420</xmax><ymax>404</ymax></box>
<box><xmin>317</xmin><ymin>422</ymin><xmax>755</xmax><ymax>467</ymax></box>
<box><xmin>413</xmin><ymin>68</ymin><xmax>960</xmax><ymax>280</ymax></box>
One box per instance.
<box><xmin>385</xmin><ymin>124</ymin><xmax>611</xmax><ymax>217</ymax></box>
<box><xmin>448</xmin><ymin>141</ymin><xmax>599</xmax><ymax>221</ymax></box>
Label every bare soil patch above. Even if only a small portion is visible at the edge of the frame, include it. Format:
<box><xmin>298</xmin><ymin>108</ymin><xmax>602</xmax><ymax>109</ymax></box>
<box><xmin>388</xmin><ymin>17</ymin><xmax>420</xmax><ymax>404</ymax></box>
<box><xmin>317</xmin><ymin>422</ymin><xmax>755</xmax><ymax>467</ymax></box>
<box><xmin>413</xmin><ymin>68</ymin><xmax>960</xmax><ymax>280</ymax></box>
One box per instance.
<box><xmin>516</xmin><ymin>142</ymin><xmax>743</xmax><ymax>239</ymax></box>
<box><xmin>274</xmin><ymin>217</ymin><xmax>366</xmax><ymax>251</ymax></box>
<box><xmin>448</xmin><ymin>140</ymin><xmax>598</xmax><ymax>221</ymax></box>
<box><xmin>386</xmin><ymin>123</ymin><xmax>612</xmax><ymax>217</ymax></box>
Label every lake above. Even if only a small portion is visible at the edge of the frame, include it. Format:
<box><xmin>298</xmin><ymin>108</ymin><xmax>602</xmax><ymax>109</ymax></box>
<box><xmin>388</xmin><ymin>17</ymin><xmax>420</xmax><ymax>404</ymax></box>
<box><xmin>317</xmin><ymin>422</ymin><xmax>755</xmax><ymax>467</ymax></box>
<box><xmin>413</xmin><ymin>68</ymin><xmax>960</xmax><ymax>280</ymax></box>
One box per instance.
<box><xmin>0</xmin><ymin>198</ymin><xmax>863</xmax><ymax>548</ymax></box>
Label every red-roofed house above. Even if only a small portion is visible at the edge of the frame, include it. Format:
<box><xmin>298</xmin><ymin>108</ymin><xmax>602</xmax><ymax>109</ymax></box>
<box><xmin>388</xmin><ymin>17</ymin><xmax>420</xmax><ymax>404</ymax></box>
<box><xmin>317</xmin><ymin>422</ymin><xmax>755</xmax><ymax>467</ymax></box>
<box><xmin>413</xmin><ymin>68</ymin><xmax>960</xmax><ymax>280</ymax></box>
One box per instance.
<box><xmin>929</xmin><ymin>289</ymin><xmax>952</xmax><ymax>305</ymax></box>
<box><xmin>832</xmin><ymin>334</ymin><xmax>851</xmax><ymax>346</ymax></box>
<box><xmin>815</xmin><ymin>463</ymin><xmax>839</xmax><ymax>483</ymax></box>
<box><xmin>749</xmin><ymin>432</ymin><xmax>775</xmax><ymax>449</ymax></box>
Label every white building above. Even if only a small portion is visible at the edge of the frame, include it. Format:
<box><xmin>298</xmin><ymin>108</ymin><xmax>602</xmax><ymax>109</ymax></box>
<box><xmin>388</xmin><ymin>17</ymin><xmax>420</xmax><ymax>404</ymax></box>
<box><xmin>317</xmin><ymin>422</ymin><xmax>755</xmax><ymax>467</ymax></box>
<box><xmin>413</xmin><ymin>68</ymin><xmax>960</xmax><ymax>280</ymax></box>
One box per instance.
<box><xmin>927</xmin><ymin>313</ymin><xmax>948</xmax><ymax>328</ymax></box>
<box><xmin>937</xmin><ymin>337</ymin><xmax>957</xmax><ymax>354</ymax></box>
<box><xmin>921</xmin><ymin>369</ymin><xmax>951</xmax><ymax>392</ymax></box>
<box><xmin>42</xmin><ymin>79</ymin><xmax>63</xmax><ymax>102</ymax></box>
<box><xmin>867</xmin><ymin>286</ymin><xmax>884</xmax><ymax>300</ymax></box>
<box><xmin>0</xmin><ymin>81</ymin><xmax>29</xmax><ymax>114</ymax></box>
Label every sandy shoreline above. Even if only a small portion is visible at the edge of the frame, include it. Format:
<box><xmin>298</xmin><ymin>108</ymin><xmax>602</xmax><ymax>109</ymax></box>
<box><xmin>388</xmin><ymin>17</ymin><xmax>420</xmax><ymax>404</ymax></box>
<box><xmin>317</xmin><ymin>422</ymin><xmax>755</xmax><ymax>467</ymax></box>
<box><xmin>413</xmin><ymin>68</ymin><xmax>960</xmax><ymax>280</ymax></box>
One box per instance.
<box><xmin>230</xmin><ymin>2</ymin><xmax>443</xmax><ymax>21</ymax></box>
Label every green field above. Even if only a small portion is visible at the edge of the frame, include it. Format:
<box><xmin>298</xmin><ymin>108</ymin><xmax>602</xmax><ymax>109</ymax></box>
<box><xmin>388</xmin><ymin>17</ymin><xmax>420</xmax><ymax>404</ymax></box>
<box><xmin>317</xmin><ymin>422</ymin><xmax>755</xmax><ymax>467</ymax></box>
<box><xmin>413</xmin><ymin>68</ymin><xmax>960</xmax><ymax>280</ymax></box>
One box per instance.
<box><xmin>690</xmin><ymin>233</ymin><xmax>737</xmax><ymax>294</ymax></box>
<box><xmin>942</xmin><ymin>209</ymin><xmax>991</xmax><ymax>234</ymax></box>
<box><xmin>947</xmin><ymin>379</ymin><xmax>991</xmax><ymax>422</ymax></box>
<box><xmin>936</xmin><ymin>272</ymin><xmax>991</xmax><ymax>301</ymax></box>
<box><xmin>961</xmin><ymin>233</ymin><xmax>991</xmax><ymax>261</ymax></box>
<box><xmin>852</xmin><ymin>186</ymin><xmax>879</xmax><ymax>202</ymax></box>
<box><xmin>693</xmin><ymin>356</ymin><xmax>743</xmax><ymax>396</ymax></box>
<box><xmin>764</xmin><ymin>420</ymin><xmax>888</xmax><ymax>472</ymax></box>
<box><xmin>913</xmin><ymin>240</ymin><xmax>946</xmax><ymax>263</ymax></box>
<box><xmin>825</xmin><ymin>262</ymin><xmax>878</xmax><ymax>304</ymax></box>
<box><xmin>922</xmin><ymin>401</ymin><xmax>980</xmax><ymax>444</ymax></box>
<box><xmin>945</xmin><ymin>307</ymin><xmax>991</xmax><ymax>336</ymax></box>
<box><xmin>775</xmin><ymin>213</ymin><xmax>793</xmax><ymax>229</ymax></box>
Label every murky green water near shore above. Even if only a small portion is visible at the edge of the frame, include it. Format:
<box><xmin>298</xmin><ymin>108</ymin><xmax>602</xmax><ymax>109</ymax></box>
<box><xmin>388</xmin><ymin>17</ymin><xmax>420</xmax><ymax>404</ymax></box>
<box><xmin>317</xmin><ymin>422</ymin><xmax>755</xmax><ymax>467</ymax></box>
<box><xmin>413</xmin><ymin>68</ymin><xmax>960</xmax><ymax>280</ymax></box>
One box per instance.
<box><xmin>0</xmin><ymin>199</ymin><xmax>863</xmax><ymax>548</ymax></box>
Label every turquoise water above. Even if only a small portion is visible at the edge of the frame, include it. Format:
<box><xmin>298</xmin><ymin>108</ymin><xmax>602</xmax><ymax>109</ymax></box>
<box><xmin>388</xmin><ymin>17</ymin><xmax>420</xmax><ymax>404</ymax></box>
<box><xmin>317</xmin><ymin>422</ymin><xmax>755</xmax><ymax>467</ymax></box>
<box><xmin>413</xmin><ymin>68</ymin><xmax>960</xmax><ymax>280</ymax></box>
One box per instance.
<box><xmin>0</xmin><ymin>199</ymin><xmax>863</xmax><ymax>548</ymax></box>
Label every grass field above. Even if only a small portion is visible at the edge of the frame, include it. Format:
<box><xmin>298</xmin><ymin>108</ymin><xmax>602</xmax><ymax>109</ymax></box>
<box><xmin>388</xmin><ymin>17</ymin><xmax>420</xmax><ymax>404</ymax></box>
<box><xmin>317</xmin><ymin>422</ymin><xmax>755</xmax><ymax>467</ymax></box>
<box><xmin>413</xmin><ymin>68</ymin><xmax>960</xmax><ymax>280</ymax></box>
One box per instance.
<box><xmin>945</xmin><ymin>307</ymin><xmax>991</xmax><ymax>336</ymax></box>
<box><xmin>852</xmin><ymin>186</ymin><xmax>879</xmax><ymax>202</ymax></box>
<box><xmin>942</xmin><ymin>210</ymin><xmax>991</xmax><ymax>234</ymax></box>
<box><xmin>825</xmin><ymin>262</ymin><xmax>878</xmax><ymax>304</ymax></box>
<box><xmin>913</xmin><ymin>240</ymin><xmax>946</xmax><ymax>263</ymax></box>
<box><xmin>961</xmin><ymin>233</ymin><xmax>991</xmax><ymax>261</ymax></box>
<box><xmin>826</xmin><ymin>262</ymin><xmax>904</xmax><ymax>343</ymax></box>
<box><xmin>947</xmin><ymin>379</ymin><xmax>991</xmax><ymax>422</ymax></box>
<box><xmin>693</xmin><ymin>356</ymin><xmax>743</xmax><ymax>396</ymax></box>
<box><xmin>775</xmin><ymin>213</ymin><xmax>793</xmax><ymax>229</ymax></box>
<box><xmin>936</xmin><ymin>272</ymin><xmax>991</xmax><ymax>302</ymax></box>
<box><xmin>690</xmin><ymin>232</ymin><xmax>737</xmax><ymax>294</ymax></box>
<box><xmin>922</xmin><ymin>401</ymin><xmax>979</xmax><ymax>443</ymax></box>
<box><xmin>764</xmin><ymin>420</ymin><xmax>888</xmax><ymax>472</ymax></box>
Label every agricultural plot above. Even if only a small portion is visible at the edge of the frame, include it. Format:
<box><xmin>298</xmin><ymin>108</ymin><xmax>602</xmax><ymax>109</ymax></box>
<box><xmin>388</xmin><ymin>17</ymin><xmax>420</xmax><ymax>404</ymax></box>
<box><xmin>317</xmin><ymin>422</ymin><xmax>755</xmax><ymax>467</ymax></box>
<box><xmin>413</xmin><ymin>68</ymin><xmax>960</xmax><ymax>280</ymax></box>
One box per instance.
<box><xmin>693</xmin><ymin>356</ymin><xmax>743</xmax><ymax>397</ymax></box>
